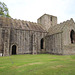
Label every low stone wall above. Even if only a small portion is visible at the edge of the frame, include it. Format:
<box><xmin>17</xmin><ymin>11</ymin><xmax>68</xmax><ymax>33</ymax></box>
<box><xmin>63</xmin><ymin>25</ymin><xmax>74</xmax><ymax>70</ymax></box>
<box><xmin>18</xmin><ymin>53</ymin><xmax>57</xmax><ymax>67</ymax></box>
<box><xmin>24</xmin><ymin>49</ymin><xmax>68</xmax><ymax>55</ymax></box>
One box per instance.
<box><xmin>63</xmin><ymin>44</ymin><xmax>75</xmax><ymax>55</ymax></box>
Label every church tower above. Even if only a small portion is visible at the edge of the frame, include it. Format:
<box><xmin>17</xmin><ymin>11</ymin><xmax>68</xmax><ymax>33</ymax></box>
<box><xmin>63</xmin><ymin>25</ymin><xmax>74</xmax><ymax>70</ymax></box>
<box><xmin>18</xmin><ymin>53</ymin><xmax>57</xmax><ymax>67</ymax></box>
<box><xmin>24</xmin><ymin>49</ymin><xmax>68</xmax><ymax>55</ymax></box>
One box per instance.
<box><xmin>37</xmin><ymin>14</ymin><xmax>57</xmax><ymax>31</ymax></box>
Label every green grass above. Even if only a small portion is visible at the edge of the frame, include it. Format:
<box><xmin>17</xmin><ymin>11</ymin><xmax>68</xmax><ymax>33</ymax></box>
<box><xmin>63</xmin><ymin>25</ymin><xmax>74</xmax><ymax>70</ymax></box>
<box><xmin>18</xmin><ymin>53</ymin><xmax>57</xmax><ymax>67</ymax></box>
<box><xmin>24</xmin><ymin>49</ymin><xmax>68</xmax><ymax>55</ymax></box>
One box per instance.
<box><xmin>0</xmin><ymin>54</ymin><xmax>75</xmax><ymax>75</ymax></box>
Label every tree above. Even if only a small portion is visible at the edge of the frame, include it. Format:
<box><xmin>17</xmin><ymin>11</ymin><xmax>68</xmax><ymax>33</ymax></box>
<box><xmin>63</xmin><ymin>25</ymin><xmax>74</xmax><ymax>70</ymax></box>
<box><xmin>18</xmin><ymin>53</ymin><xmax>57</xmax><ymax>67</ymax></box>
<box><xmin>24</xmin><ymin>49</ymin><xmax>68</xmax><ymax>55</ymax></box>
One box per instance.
<box><xmin>0</xmin><ymin>1</ymin><xmax>11</xmax><ymax>17</ymax></box>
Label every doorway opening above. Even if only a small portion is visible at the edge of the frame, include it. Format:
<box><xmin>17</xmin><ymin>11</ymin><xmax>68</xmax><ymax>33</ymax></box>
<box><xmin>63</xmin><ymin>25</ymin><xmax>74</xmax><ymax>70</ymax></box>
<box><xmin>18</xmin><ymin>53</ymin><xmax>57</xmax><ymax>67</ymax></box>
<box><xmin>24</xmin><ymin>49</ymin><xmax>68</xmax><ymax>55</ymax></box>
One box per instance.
<box><xmin>41</xmin><ymin>38</ymin><xmax>44</xmax><ymax>49</ymax></box>
<box><xmin>12</xmin><ymin>45</ymin><xmax>16</xmax><ymax>55</ymax></box>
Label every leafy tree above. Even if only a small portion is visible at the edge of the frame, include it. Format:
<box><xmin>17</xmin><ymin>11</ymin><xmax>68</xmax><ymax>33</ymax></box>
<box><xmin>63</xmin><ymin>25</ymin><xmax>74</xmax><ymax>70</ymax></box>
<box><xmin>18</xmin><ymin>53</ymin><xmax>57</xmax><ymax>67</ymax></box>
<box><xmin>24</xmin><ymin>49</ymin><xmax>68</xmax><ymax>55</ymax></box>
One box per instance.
<box><xmin>0</xmin><ymin>2</ymin><xmax>11</xmax><ymax>17</ymax></box>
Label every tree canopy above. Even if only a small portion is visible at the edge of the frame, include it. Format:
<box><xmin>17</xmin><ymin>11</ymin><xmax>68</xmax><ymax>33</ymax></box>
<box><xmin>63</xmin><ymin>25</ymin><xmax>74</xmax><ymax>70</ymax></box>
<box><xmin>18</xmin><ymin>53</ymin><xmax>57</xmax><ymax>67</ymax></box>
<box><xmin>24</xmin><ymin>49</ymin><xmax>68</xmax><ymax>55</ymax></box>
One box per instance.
<box><xmin>0</xmin><ymin>1</ymin><xmax>10</xmax><ymax>17</ymax></box>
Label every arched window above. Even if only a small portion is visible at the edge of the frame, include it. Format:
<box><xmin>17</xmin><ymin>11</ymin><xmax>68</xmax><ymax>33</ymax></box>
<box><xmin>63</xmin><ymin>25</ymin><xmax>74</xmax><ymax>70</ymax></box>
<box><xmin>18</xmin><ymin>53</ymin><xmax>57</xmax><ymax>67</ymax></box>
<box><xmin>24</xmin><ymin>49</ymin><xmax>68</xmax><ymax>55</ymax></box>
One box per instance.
<box><xmin>12</xmin><ymin>45</ymin><xmax>16</xmax><ymax>55</ymax></box>
<box><xmin>40</xmin><ymin>38</ymin><xmax>44</xmax><ymax>49</ymax></box>
<box><xmin>70</xmin><ymin>30</ymin><xmax>75</xmax><ymax>43</ymax></box>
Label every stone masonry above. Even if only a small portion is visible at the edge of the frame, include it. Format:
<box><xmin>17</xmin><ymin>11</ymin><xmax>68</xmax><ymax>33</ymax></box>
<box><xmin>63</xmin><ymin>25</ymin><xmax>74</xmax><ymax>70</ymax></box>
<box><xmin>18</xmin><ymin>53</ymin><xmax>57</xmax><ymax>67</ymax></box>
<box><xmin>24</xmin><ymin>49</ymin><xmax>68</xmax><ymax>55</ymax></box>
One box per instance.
<box><xmin>0</xmin><ymin>14</ymin><xmax>75</xmax><ymax>56</ymax></box>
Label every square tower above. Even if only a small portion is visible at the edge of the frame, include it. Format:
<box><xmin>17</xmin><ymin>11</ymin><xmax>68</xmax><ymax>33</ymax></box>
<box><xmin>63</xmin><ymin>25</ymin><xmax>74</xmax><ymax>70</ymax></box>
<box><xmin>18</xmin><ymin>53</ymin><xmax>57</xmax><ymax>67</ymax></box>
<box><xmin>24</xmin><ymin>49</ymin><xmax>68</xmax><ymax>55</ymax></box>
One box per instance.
<box><xmin>37</xmin><ymin>14</ymin><xmax>57</xmax><ymax>31</ymax></box>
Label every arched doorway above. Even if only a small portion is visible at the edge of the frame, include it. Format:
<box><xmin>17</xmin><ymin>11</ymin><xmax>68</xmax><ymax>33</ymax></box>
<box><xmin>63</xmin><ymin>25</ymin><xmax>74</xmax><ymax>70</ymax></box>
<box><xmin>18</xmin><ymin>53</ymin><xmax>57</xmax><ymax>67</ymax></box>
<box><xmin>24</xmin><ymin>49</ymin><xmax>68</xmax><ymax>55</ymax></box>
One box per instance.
<box><xmin>70</xmin><ymin>30</ymin><xmax>75</xmax><ymax>43</ymax></box>
<box><xmin>12</xmin><ymin>45</ymin><xmax>16</xmax><ymax>55</ymax></box>
<box><xmin>40</xmin><ymin>38</ymin><xmax>44</xmax><ymax>49</ymax></box>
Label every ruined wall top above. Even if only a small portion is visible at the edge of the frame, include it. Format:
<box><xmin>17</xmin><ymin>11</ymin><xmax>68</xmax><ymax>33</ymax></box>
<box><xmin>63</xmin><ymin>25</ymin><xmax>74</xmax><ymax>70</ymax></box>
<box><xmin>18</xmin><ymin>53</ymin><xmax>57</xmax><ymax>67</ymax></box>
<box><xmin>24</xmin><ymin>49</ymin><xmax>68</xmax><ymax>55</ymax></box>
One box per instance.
<box><xmin>0</xmin><ymin>16</ymin><xmax>47</xmax><ymax>32</ymax></box>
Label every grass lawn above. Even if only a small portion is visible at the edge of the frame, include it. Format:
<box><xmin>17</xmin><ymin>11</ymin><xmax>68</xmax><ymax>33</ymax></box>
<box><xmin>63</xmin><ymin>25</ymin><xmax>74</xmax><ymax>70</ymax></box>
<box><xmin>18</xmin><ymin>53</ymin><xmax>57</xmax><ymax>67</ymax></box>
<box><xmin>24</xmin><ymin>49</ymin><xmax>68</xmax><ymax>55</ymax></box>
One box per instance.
<box><xmin>0</xmin><ymin>54</ymin><xmax>75</xmax><ymax>75</ymax></box>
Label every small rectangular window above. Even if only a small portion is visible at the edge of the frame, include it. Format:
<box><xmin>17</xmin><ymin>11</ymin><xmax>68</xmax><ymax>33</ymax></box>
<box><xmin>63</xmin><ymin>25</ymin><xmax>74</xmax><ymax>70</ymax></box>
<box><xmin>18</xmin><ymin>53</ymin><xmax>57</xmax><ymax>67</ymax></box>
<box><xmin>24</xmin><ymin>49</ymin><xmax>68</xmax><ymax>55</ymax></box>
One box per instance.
<box><xmin>51</xmin><ymin>16</ymin><xmax>52</xmax><ymax>21</ymax></box>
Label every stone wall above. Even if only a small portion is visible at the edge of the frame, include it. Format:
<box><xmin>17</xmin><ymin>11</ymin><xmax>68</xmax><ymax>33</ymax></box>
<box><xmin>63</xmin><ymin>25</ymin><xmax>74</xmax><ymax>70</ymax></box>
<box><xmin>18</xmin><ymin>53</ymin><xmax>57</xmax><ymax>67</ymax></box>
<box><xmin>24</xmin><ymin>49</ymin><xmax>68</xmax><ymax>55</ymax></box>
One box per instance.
<box><xmin>0</xmin><ymin>27</ymin><xmax>47</xmax><ymax>56</ymax></box>
<box><xmin>9</xmin><ymin>28</ymin><xmax>47</xmax><ymax>55</ymax></box>
<box><xmin>0</xmin><ymin>27</ymin><xmax>10</xmax><ymax>56</ymax></box>
<box><xmin>45</xmin><ymin>32</ymin><xmax>63</xmax><ymax>54</ymax></box>
<box><xmin>0</xmin><ymin>28</ymin><xmax>3</xmax><ymax>54</ymax></box>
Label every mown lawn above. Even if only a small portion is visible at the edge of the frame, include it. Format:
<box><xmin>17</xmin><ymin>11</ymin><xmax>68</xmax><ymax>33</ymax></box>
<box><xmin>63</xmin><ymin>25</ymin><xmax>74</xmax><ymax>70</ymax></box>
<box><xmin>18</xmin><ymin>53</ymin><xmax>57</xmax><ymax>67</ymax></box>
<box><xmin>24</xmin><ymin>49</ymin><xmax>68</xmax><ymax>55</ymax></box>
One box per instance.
<box><xmin>0</xmin><ymin>54</ymin><xmax>75</xmax><ymax>75</ymax></box>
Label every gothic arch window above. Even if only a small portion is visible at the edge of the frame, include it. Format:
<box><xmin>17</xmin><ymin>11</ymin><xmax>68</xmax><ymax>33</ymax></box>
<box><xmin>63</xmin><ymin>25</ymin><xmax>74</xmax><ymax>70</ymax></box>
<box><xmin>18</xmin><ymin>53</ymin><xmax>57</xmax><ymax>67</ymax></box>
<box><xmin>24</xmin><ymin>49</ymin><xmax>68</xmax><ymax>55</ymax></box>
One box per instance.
<box><xmin>70</xmin><ymin>30</ymin><xmax>75</xmax><ymax>43</ymax></box>
<box><xmin>12</xmin><ymin>45</ymin><xmax>16</xmax><ymax>55</ymax></box>
<box><xmin>40</xmin><ymin>38</ymin><xmax>44</xmax><ymax>49</ymax></box>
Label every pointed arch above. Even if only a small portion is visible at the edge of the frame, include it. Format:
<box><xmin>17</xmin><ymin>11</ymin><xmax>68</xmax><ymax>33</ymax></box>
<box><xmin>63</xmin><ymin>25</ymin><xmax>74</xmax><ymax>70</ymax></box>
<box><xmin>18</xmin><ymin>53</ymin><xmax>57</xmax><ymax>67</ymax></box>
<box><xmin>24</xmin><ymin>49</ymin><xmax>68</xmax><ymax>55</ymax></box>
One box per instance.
<box><xmin>40</xmin><ymin>38</ymin><xmax>44</xmax><ymax>49</ymax></box>
<box><xmin>12</xmin><ymin>45</ymin><xmax>16</xmax><ymax>55</ymax></box>
<box><xmin>70</xmin><ymin>30</ymin><xmax>75</xmax><ymax>43</ymax></box>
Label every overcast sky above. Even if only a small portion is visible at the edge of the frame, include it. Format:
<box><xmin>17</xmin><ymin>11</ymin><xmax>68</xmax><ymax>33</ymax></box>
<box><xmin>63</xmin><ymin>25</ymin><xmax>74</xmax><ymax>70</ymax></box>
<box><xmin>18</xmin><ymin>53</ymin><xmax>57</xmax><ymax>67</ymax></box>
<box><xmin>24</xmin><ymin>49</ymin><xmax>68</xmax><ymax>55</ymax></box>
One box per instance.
<box><xmin>1</xmin><ymin>0</ymin><xmax>75</xmax><ymax>23</ymax></box>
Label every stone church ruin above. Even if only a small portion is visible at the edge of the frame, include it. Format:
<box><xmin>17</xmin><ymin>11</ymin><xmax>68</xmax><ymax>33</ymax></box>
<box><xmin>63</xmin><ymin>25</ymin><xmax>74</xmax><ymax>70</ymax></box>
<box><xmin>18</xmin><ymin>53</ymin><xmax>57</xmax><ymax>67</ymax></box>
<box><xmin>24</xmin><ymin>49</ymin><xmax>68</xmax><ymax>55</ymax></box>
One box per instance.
<box><xmin>0</xmin><ymin>14</ymin><xmax>75</xmax><ymax>56</ymax></box>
